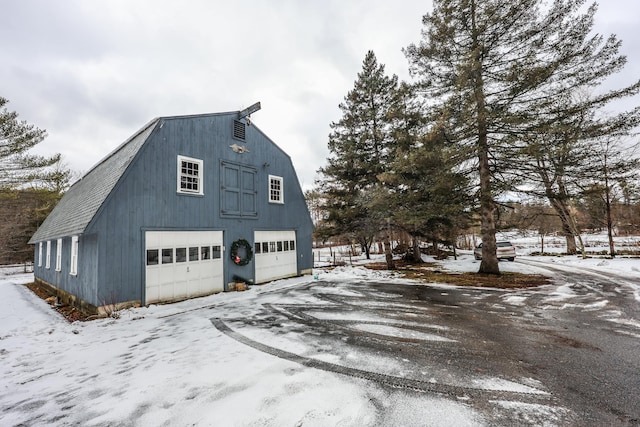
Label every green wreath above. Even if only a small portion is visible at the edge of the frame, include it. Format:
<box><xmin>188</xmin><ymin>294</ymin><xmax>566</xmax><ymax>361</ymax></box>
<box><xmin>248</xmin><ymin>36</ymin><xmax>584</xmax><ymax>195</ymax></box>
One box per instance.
<box><xmin>230</xmin><ymin>238</ymin><xmax>253</xmax><ymax>266</ymax></box>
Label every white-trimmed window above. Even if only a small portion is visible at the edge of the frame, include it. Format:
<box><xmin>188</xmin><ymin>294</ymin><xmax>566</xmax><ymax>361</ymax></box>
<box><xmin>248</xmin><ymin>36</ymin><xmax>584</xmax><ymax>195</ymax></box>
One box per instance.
<box><xmin>55</xmin><ymin>238</ymin><xmax>62</xmax><ymax>271</ymax></box>
<box><xmin>45</xmin><ymin>241</ymin><xmax>51</xmax><ymax>269</ymax></box>
<box><xmin>70</xmin><ymin>235</ymin><xmax>79</xmax><ymax>276</ymax></box>
<box><xmin>177</xmin><ymin>155</ymin><xmax>203</xmax><ymax>195</ymax></box>
<box><xmin>269</xmin><ymin>175</ymin><xmax>284</xmax><ymax>204</ymax></box>
<box><xmin>38</xmin><ymin>242</ymin><xmax>43</xmax><ymax>267</ymax></box>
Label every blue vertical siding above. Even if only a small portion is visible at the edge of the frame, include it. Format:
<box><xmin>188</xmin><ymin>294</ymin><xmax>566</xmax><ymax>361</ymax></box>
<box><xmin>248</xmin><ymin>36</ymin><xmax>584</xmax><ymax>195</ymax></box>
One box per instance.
<box><xmin>77</xmin><ymin>112</ymin><xmax>313</xmax><ymax>305</ymax></box>
<box><xmin>32</xmin><ymin>234</ymin><xmax>99</xmax><ymax>306</ymax></box>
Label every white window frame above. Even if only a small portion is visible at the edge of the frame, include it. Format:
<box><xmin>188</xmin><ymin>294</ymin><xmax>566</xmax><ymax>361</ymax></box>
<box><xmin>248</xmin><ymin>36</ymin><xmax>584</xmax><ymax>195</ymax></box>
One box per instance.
<box><xmin>269</xmin><ymin>175</ymin><xmax>284</xmax><ymax>204</ymax></box>
<box><xmin>177</xmin><ymin>155</ymin><xmax>204</xmax><ymax>195</ymax></box>
<box><xmin>38</xmin><ymin>242</ymin><xmax>43</xmax><ymax>267</ymax></box>
<box><xmin>70</xmin><ymin>235</ymin><xmax>79</xmax><ymax>276</ymax></box>
<box><xmin>55</xmin><ymin>238</ymin><xmax>63</xmax><ymax>271</ymax></box>
<box><xmin>45</xmin><ymin>241</ymin><xmax>51</xmax><ymax>269</ymax></box>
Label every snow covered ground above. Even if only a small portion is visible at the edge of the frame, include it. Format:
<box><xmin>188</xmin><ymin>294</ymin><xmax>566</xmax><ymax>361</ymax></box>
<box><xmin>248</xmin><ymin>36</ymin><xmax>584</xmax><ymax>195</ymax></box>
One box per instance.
<box><xmin>0</xmin><ymin>270</ymin><xmax>488</xmax><ymax>426</ymax></box>
<box><xmin>1</xmin><ymin>237</ymin><xmax>639</xmax><ymax>426</ymax></box>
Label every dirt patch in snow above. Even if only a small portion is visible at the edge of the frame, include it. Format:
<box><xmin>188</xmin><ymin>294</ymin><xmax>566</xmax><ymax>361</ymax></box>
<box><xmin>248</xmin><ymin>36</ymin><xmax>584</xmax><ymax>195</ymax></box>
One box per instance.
<box><xmin>24</xmin><ymin>282</ymin><xmax>90</xmax><ymax>322</ymax></box>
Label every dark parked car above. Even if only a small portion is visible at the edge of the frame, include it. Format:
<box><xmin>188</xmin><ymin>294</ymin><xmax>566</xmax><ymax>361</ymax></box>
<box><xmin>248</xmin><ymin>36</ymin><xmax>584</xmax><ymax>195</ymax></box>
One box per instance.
<box><xmin>474</xmin><ymin>241</ymin><xmax>516</xmax><ymax>261</ymax></box>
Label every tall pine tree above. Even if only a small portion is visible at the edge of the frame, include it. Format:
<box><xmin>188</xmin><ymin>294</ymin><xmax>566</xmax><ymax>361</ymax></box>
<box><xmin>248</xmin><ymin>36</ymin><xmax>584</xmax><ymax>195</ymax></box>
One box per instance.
<box><xmin>317</xmin><ymin>51</ymin><xmax>398</xmax><ymax>263</ymax></box>
<box><xmin>405</xmin><ymin>0</ymin><xmax>640</xmax><ymax>274</ymax></box>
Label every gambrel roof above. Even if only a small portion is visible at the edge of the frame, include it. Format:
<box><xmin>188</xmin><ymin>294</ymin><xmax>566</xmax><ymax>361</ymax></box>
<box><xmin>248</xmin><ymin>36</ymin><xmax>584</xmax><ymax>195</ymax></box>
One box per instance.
<box><xmin>29</xmin><ymin>119</ymin><xmax>159</xmax><ymax>243</ymax></box>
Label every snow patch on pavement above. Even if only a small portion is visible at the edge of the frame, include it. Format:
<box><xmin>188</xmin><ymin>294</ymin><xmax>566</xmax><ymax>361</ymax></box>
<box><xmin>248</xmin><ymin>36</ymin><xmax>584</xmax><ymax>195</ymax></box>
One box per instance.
<box><xmin>491</xmin><ymin>400</ymin><xmax>569</xmax><ymax>426</ymax></box>
<box><xmin>352</xmin><ymin>323</ymin><xmax>456</xmax><ymax>342</ymax></box>
<box><xmin>555</xmin><ymin>300</ymin><xmax>609</xmax><ymax>311</ymax></box>
<box><xmin>502</xmin><ymin>295</ymin><xmax>528</xmax><ymax>305</ymax></box>
<box><xmin>472</xmin><ymin>378</ymin><xmax>548</xmax><ymax>395</ymax></box>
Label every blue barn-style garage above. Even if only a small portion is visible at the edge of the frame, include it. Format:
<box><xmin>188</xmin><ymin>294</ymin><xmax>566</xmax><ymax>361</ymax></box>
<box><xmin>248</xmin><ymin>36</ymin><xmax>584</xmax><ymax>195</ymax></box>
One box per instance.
<box><xmin>29</xmin><ymin>103</ymin><xmax>314</xmax><ymax>314</ymax></box>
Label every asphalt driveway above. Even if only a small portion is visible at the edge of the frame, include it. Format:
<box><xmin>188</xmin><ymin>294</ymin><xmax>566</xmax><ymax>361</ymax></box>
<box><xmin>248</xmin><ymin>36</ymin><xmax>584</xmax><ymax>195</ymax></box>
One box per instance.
<box><xmin>212</xmin><ymin>266</ymin><xmax>640</xmax><ymax>425</ymax></box>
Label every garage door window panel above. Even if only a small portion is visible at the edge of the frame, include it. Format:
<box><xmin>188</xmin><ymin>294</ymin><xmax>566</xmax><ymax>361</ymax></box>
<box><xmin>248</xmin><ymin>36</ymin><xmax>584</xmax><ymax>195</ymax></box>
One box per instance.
<box><xmin>212</xmin><ymin>245</ymin><xmax>221</xmax><ymax>259</ymax></box>
<box><xmin>147</xmin><ymin>249</ymin><xmax>159</xmax><ymax>266</ymax></box>
<box><xmin>162</xmin><ymin>248</ymin><xmax>173</xmax><ymax>264</ymax></box>
<box><xmin>176</xmin><ymin>248</ymin><xmax>187</xmax><ymax>262</ymax></box>
<box><xmin>201</xmin><ymin>246</ymin><xmax>211</xmax><ymax>260</ymax></box>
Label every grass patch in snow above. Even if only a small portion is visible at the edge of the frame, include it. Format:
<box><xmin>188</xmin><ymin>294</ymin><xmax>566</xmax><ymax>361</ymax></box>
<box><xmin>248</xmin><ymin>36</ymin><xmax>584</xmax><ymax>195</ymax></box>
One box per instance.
<box><xmin>366</xmin><ymin>260</ymin><xmax>551</xmax><ymax>289</ymax></box>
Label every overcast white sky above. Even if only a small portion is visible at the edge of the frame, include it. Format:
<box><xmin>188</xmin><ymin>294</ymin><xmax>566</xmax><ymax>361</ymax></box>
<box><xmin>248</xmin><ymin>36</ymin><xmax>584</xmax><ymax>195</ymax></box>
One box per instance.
<box><xmin>2</xmin><ymin>0</ymin><xmax>639</xmax><ymax>190</ymax></box>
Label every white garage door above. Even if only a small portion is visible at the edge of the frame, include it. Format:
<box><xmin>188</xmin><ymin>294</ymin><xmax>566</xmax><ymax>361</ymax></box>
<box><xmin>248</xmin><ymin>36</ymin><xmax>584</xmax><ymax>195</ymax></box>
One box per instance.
<box><xmin>145</xmin><ymin>230</ymin><xmax>224</xmax><ymax>304</ymax></box>
<box><xmin>254</xmin><ymin>230</ymin><xmax>297</xmax><ymax>283</ymax></box>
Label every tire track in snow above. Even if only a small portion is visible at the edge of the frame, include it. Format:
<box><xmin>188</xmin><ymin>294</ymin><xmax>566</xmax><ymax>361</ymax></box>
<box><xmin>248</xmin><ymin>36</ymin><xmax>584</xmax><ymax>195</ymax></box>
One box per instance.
<box><xmin>210</xmin><ymin>317</ymin><xmax>552</xmax><ymax>404</ymax></box>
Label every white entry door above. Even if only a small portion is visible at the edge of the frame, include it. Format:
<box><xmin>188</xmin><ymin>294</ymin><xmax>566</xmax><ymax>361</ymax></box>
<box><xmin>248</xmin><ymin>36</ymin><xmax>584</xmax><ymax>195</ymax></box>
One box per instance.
<box><xmin>254</xmin><ymin>230</ymin><xmax>297</xmax><ymax>283</ymax></box>
<box><xmin>145</xmin><ymin>230</ymin><xmax>224</xmax><ymax>304</ymax></box>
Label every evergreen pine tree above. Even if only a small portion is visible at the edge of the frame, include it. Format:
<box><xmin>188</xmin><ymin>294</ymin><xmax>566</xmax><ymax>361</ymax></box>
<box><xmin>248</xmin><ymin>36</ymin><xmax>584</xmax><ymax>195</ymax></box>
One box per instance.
<box><xmin>404</xmin><ymin>0</ymin><xmax>640</xmax><ymax>274</ymax></box>
<box><xmin>1</xmin><ymin>97</ymin><xmax>61</xmax><ymax>188</ymax></box>
<box><xmin>382</xmin><ymin>123</ymin><xmax>473</xmax><ymax>261</ymax></box>
<box><xmin>317</xmin><ymin>51</ymin><xmax>398</xmax><ymax>263</ymax></box>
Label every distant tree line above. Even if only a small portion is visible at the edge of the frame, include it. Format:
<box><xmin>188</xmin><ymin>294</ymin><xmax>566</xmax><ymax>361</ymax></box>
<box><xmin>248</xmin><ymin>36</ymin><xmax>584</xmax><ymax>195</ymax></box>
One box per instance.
<box><xmin>311</xmin><ymin>0</ymin><xmax>640</xmax><ymax>272</ymax></box>
<box><xmin>0</xmin><ymin>97</ymin><xmax>72</xmax><ymax>264</ymax></box>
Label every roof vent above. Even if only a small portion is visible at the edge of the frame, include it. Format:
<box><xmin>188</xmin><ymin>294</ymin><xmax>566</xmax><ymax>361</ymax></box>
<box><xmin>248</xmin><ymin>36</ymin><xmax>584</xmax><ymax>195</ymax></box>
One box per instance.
<box><xmin>233</xmin><ymin>120</ymin><xmax>246</xmax><ymax>141</ymax></box>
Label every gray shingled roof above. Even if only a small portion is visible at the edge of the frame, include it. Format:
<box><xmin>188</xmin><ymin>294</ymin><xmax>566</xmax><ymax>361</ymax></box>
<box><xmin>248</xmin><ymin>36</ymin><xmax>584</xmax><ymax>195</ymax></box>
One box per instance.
<box><xmin>29</xmin><ymin>119</ymin><xmax>159</xmax><ymax>243</ymax></box>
